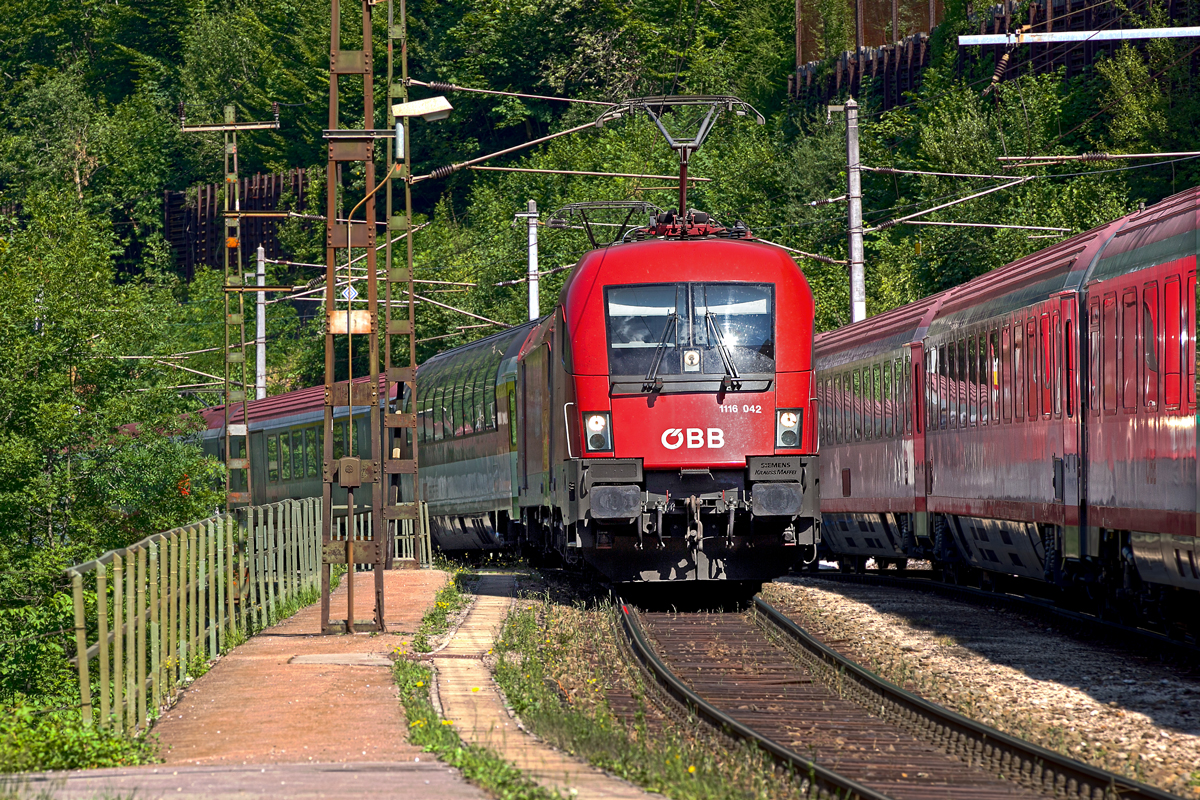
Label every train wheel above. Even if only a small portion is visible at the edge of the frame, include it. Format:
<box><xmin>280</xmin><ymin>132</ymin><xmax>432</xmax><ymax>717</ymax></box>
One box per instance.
<box><xmin>838</xmin><ymin>556</ymin><xmax>866</xmax><ymax>574</ymax></box>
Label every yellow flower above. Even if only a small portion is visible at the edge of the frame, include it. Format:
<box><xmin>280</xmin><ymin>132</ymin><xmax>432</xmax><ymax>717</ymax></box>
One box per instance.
<box><xmin>688</xmin><ymin>765</ymin><xmax>696</xmax><ymax>774</ymax></box>
<box><xmin>470</xmin><ymin>687</ymin><xmax>480</xmax><ymax>692</ymax></box>
<box><xmin>441</xmin><ymin>720</ymin><xmax>454</xmax><ymax>726</ymax></box>
<box><xmin>416</xmin><ymin>681</ymin><xmax>424</xmax><ymax>687</ymax></box>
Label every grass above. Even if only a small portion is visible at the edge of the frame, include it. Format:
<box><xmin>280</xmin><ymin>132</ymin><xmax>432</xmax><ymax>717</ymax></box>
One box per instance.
<box><xmin>411</xmin><ymin>564</ymin><xmax>473</xmax><ymax>653</ymax></box>
<box><xmin>392</xmin><ymin>659</ymin><xmax>559</xmax><ymax>800</ymax></box>
<box><xmin>491</xmin><ymin>596</ymin><xmax>813</xmax><ymax>800</ymax></box>
<box><xmin>0</xmin><ymin>706</ymin><xmax>157</xmax><ymax>774</ymax></box>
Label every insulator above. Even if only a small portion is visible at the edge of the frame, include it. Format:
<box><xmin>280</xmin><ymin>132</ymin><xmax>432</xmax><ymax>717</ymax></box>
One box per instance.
<box><xmin>428</xmin><ymin>81</ymin><xmax>457</xmax><ymax>93</ymax></box>
<box><xmin>1083</xmin><ymin>151</ymin><xmax>1111</xmax><ymax>162</ymax></box>
<box><xmin>430</xmin><ymin>164</ymin><xmax>458</xmax><ymax>180</ymax></box>
<box><xmin>992</xmin><ymin>51</ymin><xmax>1011</xmax><ymax>84</ymax></box>
<box><xmin>876</xmin><ymin>219</ymin><xmax>898</xmax><ymax>230</ymax></box>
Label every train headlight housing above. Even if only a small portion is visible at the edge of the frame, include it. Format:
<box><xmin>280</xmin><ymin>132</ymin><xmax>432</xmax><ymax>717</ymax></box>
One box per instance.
<box><xmin>585</xmin><ymin>412</ymin><xmax>612</xmax><ymax>452</ymax></box>
<box><xmin>776</xmin><ymin>409</ymin><xmax>802</xmax><ymax>448</ymax></box>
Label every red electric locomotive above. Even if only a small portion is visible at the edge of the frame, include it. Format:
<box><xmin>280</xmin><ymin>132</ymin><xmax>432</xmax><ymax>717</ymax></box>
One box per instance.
<box><xmin>815</xmin><ymin>188</ymin><xmax>1198</xmax><ymax>631</ymax></box>
<box><xmin>414</xmin><ymin>210</ymin><xmax>821</xmax><ymax>587</ymax></box>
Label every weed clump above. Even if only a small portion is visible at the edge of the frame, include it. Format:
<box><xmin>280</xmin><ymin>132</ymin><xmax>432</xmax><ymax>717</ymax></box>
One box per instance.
<box><xmin>392</xmin><ymin>659</ymin><xmax>556</xmax><ymax>799</ymax></box>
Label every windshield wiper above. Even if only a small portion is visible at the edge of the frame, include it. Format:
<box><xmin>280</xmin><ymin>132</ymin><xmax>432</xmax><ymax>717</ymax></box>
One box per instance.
<box><xmin>643</xmin><ymin>312</ymin><xmax>678</xmax><ymax>391</ymax></box>
<box><xmin>705</xmin><ymin>312</ymin><xmax>740</xmax><ymax>390</ymax></box>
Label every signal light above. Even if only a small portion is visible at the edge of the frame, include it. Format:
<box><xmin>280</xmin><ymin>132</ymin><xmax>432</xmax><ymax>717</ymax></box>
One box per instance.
<box><xmin>584</xmin><ymin>412</ymin><xmax>612</xmax><ymax>451</ymax></box>
<box><xmin>776</xmin><ymin>409</ymin><xmax>802</xmax><ymax>448</ymax></box>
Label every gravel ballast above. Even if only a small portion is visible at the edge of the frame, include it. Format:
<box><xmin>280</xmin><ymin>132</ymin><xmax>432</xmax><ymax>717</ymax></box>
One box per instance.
<box><xmin>765</xmin><ymin>576</ymin><xmax>1200</xmax><ymax>798</ymax></box>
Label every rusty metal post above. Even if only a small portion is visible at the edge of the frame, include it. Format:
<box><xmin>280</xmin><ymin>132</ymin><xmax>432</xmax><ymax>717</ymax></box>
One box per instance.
<box><xmin>385</xmin><ymin>0</ymin><xmax>423</xmax><ymax>574</ymax></box>
<box><xmin>322</xmin><ymin>0</ymin><xmax>392</xmax><ymax>634</ymax></box>
<box><xmin>223</xmin><ymin>109</ymin><xmax>253</xmax><ymax>512</ymax></box>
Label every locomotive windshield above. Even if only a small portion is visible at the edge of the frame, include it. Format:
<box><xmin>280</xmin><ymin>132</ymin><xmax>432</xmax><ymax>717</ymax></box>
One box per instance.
<box><xmin>605</xmin><ymin>282</ymin><xmax>775</xmax><ymax>380</ymax></box>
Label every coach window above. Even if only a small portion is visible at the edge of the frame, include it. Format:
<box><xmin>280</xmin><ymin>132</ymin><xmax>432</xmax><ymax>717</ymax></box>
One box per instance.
<box><xmin>923</xmin><ymin>350</ymin><xmax>933</xmax><ymax>431</ymax></box>
<box><xmin>946</xmin><ymin>340</ymin><xmax>958</xmax><ymax>429</ymax></box>
<box><xmin>279</xmin><ymin>432</ymin><xmax>291</xmax><ymax>481</ymax></box>
<box><xmin>882</xmin><ymin>362</ymin><xmax>893</xmax><ymax>437</ymax></box>
<box><xmin>862</xmin><ymin>365</ymin><xmax>872</xmax><ymax>440</ymax></box>
<box><xmin>1013</xmin><ymin>324</ymin><xmax>1024</xmax><ymax>420</ymax></box>
<box><xmin>1143</xmin><ymin>283</ymin><xmax>1159</xmax><ymax>409</ymax></box>
<box><xmin>842</xmin><ymin>371</ymin><xmax>850</xmax><ymax>441</ymax></box>
<box><xmin>905</xmin><ymin>353</ymin><xmax>914</xmax><ymax>434</ymax></box>
<box><xmin>1000</xmin><ymin>327</ymin><xmax>1012</xmax><ymax>421</ymax></box>
<box><xmin>1053</xmin><ymin>314</ymin><xmax>1062</xmax><ymax>418</ymax></box>
<box><xmin>1023</xmin><ymin>321</ymin><xmax>1036</xmax><ymax>420</ymax></box>
<box><xmin>1036</xmin><ymin>314</ymin><xmax>1046</xmax><ymax>419</ymax></box>
<box><xmin>292</xmin><ymin>430</ymin><xmax>304</xmax><ymax>479</ymax></box>
<box><xmin>967</xmin><ymin>336</ymin><xmax>978</xmax><ymax>426</ymax></box>
<box><xmin>267</xmin><ymin>435</ymin><xmax>279</xmax><ymax>482</ymax></box>
<box><xmin>454</xmin><ymin>381</ymin><xmax>469</xmax><ymax>437</ymax></box>
<box><xmin>306</xmin><ymin>427</ymin><xmax>320</xmax><ymax>477</ymax></box>
<box><xmin>1103</xmin><ymin>293</ymin><xmax>1118</xmax><ymax>414</ymax></box>
<box><xmin>1088</xmin><ymin>301</ymin><xmax>1101</xmax><ymax>416</ymax></box>
<box><xmin>868</xmin><ymin>364</ymin><xmax>878</xmax><ymax>438</ymax></box>
<box><xmin>850</xmin><ymin>369</ymin><xmax>861</xmax><ymax>440</ymax></box>
<box><xmin>835</xmin><ymin>376</ymin><xmax>844</xmax><ymax>443</ymax></box>
<box><xmin>428</xmin><ymin>390</ymin><xmax>439</xmax><ymax>441</ymax></box>
<box><xmin>988</xmin><ymin>330</ymin><xmax>1000</xmax><ymax>423</ymax></box>
<box><xmin>442</xmin><ymin>380</ymin><xmax>456</xmax><ymax>438</ymax></box>
<box><xmin>487</xmin><ymin>367</ymin><xmax>499</xmax><ymax>429</ymax></box>
<box><xmin>1164</xmin><ymin>278</ymin><xmax>1181</xmax><ymax>408</ymax></box>
<box><xmin>433</xmin><ymin>384</ymin><xmax>445</xmax><ymax>442</ymax></box>
<box><xmin>1064</xmin><ymin>320</ymin><xmax>1076</xmax><ymax>418</ymax></box>
<box><xmin>1121</xmin><ymin>290</ymin><xmax>1138</xmax><ymax>412</ymax></box>
<box><xmin>849</xmin><ymin>369</ymin><xmax>859</xmax><ymax>441</ymax></box>
<box><xmin>931</xmin><ymin>345</ymin><xmax>942</xmax><ymax>429</ymax></box>
<box><xmin>1188</xmin><ymin>274</ymin><xmax>1196</xmax><ymax>409</ymax></box>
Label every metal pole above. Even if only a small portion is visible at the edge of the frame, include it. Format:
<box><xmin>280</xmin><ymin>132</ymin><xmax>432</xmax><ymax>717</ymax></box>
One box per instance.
<box><xmin>521</xmin><ymin>200</ymin><xmax>540</xmax><ymax>320</ymax></box>
<box><xmin>256</xmin><ymin>246</ymin><xmax>266</xmax><ymax>400</ymax></box>
<box><xmin>846</xmin><ymin>97</ymin><xmax>866</xmax><ymax>323</ymax></box>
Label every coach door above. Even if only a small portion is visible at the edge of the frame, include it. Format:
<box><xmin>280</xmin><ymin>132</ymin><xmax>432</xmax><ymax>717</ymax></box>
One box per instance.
<box><xmin>1054</xmin><ymin>292</ymin><xmax>1083</xmax><ymax>526</ymax></box>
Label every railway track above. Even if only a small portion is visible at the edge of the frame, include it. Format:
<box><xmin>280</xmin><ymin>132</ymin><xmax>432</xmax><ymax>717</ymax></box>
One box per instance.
<box><xmin>617</xmin><ymin>598</ymin><xmax>1181</xmax><ymax>800</ymax></box>
<box><xmin>804</xmin><ymin>571</ymin><xmax>1200</xmax><ymax>665</ymax></box>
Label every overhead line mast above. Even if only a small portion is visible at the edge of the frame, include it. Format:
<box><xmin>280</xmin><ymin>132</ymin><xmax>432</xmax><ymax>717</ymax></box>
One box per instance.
<box><xmin>180</xmin><ymin>103</ymin><xmax>280</xmax><ymax>512</ymax></box>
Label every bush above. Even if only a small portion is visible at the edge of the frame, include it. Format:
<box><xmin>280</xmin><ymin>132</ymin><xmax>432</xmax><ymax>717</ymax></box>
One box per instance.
<box><xmin>0</xmin><ymin>706</ymin><xmax>157</xmax><ymax>772</ymax></box>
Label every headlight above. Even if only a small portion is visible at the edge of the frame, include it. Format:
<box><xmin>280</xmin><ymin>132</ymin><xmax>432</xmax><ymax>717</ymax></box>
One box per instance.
<box><xmin>584</xmin><ymin>412</ymin><xmax>612</xmax><ymax>451</ymax></box>
<box><xmin>683</xmin><ymin>349</ymin><xmax>701</xmax><ymax>372</ymax></box>
<box><xmin>776</xmin><ymin>408</ymin><xmax>802</xmax><ymax>448</ymax></box>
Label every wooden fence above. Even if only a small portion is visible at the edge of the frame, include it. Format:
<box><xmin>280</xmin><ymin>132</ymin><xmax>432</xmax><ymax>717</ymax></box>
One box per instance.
<box><xmin>67</xmin><ymin>495</ymin><xmax>434</xmax><ymax>732</ymax></box>
<box><xmin>67</xmin><ymin>498</ymin><xmax>322</xmax><ymax>732</ymax></box>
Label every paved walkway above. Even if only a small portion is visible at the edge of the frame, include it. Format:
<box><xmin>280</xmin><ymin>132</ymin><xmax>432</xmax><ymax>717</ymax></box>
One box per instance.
<box><xmin>43</xmin><ymin>570</ymin><xmax>487</xmax><ymax>800</ymax></box>
<box><xmin>434</xmin><ymin>573</ymin><xmax>653</xmax><ymax>799</ymax></box>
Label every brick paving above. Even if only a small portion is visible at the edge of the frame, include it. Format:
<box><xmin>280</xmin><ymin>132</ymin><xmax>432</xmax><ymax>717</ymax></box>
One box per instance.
<box><xmin>435</xmin><ymin>573</ymin><xmax>654</xmax><ymax>799</ymax></box>
<box><xmin>44</xmin><ymin>569</ymin><xmax>487</xmax><ymax>800</ymax></box>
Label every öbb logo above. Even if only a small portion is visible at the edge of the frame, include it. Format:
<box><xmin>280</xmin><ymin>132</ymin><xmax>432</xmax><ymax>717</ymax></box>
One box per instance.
<box><xmin>661</xmin><ymin>428</ymin><xmax>725</xmax><ymax>450</ymax></box>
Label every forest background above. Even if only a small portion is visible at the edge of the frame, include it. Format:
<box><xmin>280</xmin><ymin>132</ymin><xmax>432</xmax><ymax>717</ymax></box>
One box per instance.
<box><xmin>0</xmin><ymin>0</ymin><xmax>1197</xmax><ymax>767</ymax></box>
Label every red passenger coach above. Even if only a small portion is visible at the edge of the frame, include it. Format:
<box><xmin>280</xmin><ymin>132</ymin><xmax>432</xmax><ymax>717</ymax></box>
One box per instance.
<box><xmin>815</xmin><ymin>188</ymin><xmax>1198</xmax><ymax>632</ymax></box>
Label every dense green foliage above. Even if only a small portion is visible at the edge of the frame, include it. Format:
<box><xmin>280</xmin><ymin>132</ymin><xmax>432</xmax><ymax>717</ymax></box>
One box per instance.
<box><xmin>0</xmin><ymin>0</ymin><xmax>1196</xmax><ymax>768</ymax></box>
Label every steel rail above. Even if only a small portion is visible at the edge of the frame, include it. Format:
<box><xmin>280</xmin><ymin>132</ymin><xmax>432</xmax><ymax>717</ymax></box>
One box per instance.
<box><xmin>806</xmin><ymin>571</ymin><xmax>1200</xmax><ymax>663</ymax></box>
<box><xmin>616</xmin><ymin>603</ymin><xmax>892</xmax><ymax>800</ymax></box>
<box><xmin>752</xmin><ymin>597</ymin><xmax>1182</xmax><ymax>800</ymax></box>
